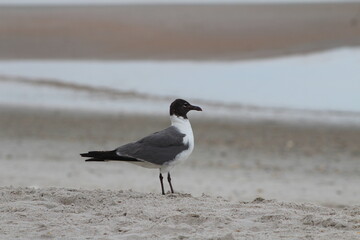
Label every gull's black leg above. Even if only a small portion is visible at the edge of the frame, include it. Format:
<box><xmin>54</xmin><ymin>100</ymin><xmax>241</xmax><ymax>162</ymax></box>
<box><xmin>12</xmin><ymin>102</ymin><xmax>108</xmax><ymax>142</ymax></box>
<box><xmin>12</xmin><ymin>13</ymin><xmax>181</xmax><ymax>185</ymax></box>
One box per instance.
<box><xmin>159</xmin><ymin>173</ymin><xmax>165</xmax><ymax>195</ymax></box>
<box><xmin>167</xmin><ymin>172</ymin><xmax>174</xmax><ymax>193</ymax></box>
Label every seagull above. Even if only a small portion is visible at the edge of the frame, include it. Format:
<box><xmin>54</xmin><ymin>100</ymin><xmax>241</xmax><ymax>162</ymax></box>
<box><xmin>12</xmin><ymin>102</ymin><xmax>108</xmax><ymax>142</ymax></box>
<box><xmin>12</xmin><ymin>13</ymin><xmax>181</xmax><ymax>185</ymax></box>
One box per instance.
<box><xmin>80</xmin><ymin>99</ymin><xmax>202</xmax><ymax>195</ymax></box>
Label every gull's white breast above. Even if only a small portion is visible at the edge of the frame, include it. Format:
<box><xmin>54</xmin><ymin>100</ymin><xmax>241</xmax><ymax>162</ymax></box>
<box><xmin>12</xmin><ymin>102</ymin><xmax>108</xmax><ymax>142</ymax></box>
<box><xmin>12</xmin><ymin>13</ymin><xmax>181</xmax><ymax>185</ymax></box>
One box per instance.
<box><xmin>169</xmin><ymin>115</ymin><xmax>194</xmax><ymax>166</ymax></box>
<box><xmin>159</xmin><ymin>115</ymin><xmax>195</xmax><ymax>173</ymax></box>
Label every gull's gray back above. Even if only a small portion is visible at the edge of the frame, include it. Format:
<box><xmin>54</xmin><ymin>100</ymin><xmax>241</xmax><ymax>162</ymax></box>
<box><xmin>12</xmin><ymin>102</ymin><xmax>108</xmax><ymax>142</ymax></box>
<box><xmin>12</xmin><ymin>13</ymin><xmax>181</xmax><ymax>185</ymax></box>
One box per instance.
<box><xmin>116</xmin><ymin>126</ymin><xmax>189</xmax><ymax>165</ymax></box>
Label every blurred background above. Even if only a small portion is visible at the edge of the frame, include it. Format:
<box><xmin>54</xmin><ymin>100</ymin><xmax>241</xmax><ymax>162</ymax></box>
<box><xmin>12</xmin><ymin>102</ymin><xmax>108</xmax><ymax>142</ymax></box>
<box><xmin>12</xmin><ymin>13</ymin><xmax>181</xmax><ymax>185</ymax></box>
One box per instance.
<box><xmin>0</xmin><ymin>0</ymin><xmax>359</xmax><ymax>207</ymax></box>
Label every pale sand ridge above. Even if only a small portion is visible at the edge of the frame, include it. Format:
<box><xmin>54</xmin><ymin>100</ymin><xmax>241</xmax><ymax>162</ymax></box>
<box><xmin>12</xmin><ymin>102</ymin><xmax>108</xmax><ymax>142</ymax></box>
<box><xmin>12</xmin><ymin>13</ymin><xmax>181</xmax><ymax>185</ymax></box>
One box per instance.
<box><xmin>0</xmin><ymin>3</ymin><xmax>359</xmax><ymax>60</ymax></box>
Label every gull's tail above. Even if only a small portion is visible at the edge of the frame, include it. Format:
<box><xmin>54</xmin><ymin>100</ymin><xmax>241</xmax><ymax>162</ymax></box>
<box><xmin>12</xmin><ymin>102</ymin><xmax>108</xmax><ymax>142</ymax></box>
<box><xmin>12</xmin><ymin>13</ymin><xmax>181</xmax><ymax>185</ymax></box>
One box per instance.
<box><xmin>80</xmin><ymin>150</ymin><xmax>139</xmax><ymax>162</ymax></box>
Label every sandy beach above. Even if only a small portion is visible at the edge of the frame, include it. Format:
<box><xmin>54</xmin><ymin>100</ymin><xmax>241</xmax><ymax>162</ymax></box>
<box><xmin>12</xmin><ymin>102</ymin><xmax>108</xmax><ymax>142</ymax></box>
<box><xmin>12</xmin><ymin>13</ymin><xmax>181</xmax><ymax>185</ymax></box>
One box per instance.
<box><xmin>1</xmin><ymin>187</ymin><xmax>359</xmax><ymax>240</ymax></box>
<box><xmin>0</xmin><ymin>3</ymin><xmax>360</xmax><ymax>60</ymax></box>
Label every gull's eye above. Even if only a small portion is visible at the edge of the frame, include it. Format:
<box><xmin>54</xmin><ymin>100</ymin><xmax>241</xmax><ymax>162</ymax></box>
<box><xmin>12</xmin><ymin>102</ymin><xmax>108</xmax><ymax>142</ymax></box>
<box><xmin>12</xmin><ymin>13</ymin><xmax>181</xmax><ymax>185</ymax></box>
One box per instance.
<box><xmin>183</xmin><ymin>102</ymin><xmax>189</xmax><ymax>107</ymax></box>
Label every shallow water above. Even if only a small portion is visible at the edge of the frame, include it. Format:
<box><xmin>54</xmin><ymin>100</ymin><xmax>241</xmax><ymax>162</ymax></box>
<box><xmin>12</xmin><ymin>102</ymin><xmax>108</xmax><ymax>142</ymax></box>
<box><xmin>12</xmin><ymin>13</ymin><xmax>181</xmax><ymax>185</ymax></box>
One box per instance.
<box><xmin>0</xmin><ymin>48</ymin><xmax>359</xmax><ymax>113</ymax></box>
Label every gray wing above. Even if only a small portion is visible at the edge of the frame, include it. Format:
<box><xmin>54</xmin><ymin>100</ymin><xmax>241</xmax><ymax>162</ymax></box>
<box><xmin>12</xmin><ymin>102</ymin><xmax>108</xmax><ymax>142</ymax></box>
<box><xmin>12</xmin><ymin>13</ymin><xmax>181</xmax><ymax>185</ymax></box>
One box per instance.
<box><xmin>115</xmin><ymin>126</ymin><xmax>189</xmax><ymax>165</ymax></box>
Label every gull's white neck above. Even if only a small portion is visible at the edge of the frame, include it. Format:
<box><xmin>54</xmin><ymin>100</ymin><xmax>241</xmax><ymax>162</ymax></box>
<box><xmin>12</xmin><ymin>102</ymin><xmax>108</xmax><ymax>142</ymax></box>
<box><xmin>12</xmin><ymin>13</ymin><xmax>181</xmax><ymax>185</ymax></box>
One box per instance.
<box><xmin>170</xmin><ymin>115</ymin><xmax>193</xmax><ymax>135</ymax></box>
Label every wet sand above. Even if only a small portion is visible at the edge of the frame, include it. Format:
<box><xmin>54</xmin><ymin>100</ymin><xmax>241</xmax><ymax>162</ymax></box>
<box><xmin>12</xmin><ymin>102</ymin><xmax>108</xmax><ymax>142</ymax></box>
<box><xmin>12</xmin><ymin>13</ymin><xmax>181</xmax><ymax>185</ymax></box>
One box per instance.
<box><xmin>1</xmin><ymin>104</ymin><xmax>360</xmax><ymax>239</ymax></box>
<box><xmin>1</xmin><ymin>104</ymin><xmax>359</xmax><ymax>204</ymax></box>
<box><xmin>0</xmin><ymin>3</ymin><xmax>360</xmax><ymax>60</ymax></box>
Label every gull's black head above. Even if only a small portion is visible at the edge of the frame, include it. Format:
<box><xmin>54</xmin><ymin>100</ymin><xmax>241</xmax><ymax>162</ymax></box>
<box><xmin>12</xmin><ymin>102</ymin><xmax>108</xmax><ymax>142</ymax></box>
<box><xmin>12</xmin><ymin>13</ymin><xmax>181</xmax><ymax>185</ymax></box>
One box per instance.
<box><xmin>170</xmin><ymin>99</ymin><xmax>202</xmax><ymax>119</ymax></box>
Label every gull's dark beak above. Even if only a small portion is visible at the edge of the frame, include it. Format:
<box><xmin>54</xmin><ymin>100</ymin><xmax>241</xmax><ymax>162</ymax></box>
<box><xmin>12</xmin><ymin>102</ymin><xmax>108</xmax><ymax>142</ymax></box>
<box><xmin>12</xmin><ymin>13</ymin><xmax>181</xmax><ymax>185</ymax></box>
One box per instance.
<box><xmin>189</xmin><ymin>105</ymin><xmax>202</xmax><ymax>111</ymax></box>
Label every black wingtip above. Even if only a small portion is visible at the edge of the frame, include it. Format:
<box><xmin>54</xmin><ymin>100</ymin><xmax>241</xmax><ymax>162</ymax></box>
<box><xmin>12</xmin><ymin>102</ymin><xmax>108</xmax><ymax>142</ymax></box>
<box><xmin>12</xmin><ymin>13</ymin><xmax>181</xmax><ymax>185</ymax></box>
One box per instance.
<box><xmin>85</xmin><ymin>158</ymin><xmax>105</xmax><ymax>162</ymax></box>
<box><xmin>80</xmin><ymin>150</ymin><xmax>140</xmax><ymax>162</ymax></box>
